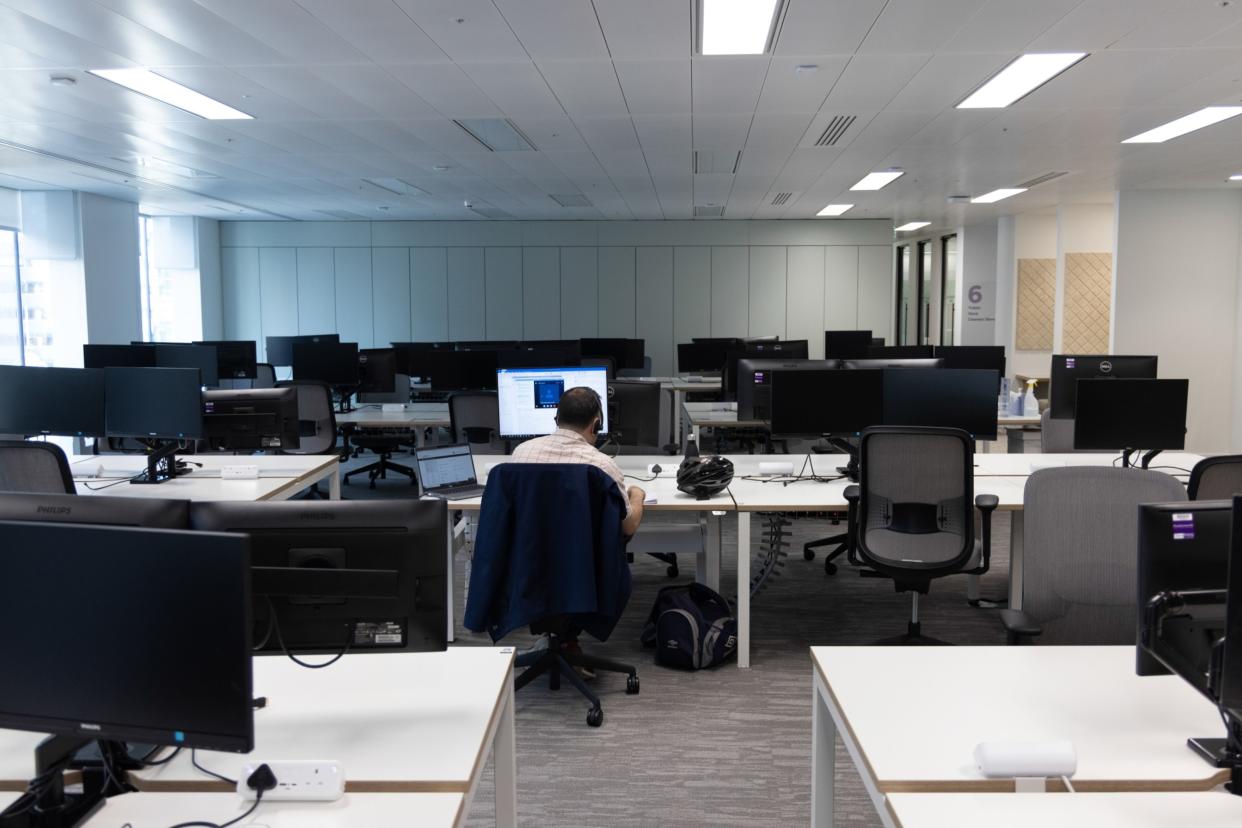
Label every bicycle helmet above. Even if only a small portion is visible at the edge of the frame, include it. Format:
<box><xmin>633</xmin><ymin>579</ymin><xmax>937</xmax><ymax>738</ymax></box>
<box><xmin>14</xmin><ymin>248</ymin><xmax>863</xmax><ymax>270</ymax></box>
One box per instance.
<box><xmin>676</xmin><ymin>455</ymin><xmax>734</xmax><ymax>500</ymax></box>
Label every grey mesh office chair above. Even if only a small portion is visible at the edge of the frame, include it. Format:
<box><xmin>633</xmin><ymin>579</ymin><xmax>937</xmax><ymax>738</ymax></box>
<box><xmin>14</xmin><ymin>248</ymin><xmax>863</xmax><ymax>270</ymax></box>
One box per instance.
<box><xmin>1188</xmin><ymin>455</ymin><xmax>1242</xmax><ymax>500</ymax></box>
<box><xmin>845</xmin><ymin>426</ymin><xmax>998</xmax><ymax>645</ymax></box>
<box><xmin>1039</xmin><ymin>409</ymin><xmax>1075</xmax><ymax>452</ymax></box>
<box><xmin>449</xmin><ymin>391</ymin><xmax>504</xmax><ymax>453</ymax></box>
<box><xmin>1000</xmin><ymin>466</ymin><xmax>1187</xmax><ymax>644</ymax></box>
<box><xmin>253</xmin><ymin>363</ymin><xmax>277</xmax><ymax>389</ymax></box>
<box><xmin>346</xmin><ymin>373</ymin><xmax>416</xmax><ymax>488</ymax></box>
<box><xmin>0</xmin><ymin>440</ymin><xmax>76</xmax><ymax>493</ymax></box>
<box><xmin>274</xmin><ymin>380</ymin><xmax>339</xmax><ymax>498</ymax></box>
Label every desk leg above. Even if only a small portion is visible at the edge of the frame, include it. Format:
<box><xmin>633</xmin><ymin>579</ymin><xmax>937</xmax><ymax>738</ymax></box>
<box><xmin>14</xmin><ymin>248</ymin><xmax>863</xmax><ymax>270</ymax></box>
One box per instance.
<box><xmin>811</xmin><ymin>672</ymin><xmax>836</xmax><ymax>828</ymax></box>
<box><xmin>736</xmin><ymin>512</ymin><xmax>751</xmax><ymax>669</ymax></box>
<box><xmin>327</xmin><ymin>466</ymin><xmax>341</xmax><ymax>500</ymax></box>
<box><xmin>1009</xmin><ymin>510</ymin><xmax>1024</xmax><ymax>610</ymax></box>
<box><xmin>672</xmin><ymin>388</ymin><xmax>684</xmax><ymax>448</ymax></box>
<box><xmin>493</xmin><ymin>679</ymin><xmax>517</xmax><ymax>828</ymax></box>
<box><xmin>700</xmin><ymin>513</ymin><xmax>721</xmax><ymax>592</ymax></box>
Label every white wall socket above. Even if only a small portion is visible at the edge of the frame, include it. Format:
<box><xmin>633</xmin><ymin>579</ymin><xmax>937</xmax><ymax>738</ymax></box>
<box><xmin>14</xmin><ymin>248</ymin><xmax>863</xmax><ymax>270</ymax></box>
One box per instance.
<box><xmin>236</xmin><ymin>760</ymin><xmax>345</xmax><ymax>801</ymax></box>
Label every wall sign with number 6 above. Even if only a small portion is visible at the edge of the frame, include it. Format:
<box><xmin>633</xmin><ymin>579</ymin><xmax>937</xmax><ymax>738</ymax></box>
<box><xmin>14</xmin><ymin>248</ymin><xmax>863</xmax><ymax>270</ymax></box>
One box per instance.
<box><xmin>968</xmin><ymin>285</ymin><xmax>983</xmax><ymax>304</ymax></box>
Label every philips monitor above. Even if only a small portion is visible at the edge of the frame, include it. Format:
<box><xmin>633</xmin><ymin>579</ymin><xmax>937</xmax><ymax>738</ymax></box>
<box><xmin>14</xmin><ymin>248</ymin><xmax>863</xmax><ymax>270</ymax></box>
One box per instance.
<box><xmin>189</xmin><ymin>500</ymin><xmax>449</xmax><ymax>656</ymax></box>
<box><xmin>104</xmin><ymin>367</ymin><xmax>203</xmax><ymax>440</ymax></box>
<box><xmin>83</xmin><ymin>343</ymin><xmax>154</xmax><ymax>369</ymax></box>
<box><xmin>869</xmin><ymin>345</ymin><xmax>935</xmax><ymax>359</ymax></box>
<box><xmin>580</xmin><ymin>338</ymin><xmax>645</xmax><ymax>371</ymax></box>
<box><xmin>265</xmin><ymin>333</ymin><xmax>340</xmax><ymax>367</ymax></box>
<box><xmin>1072</xmin><ymin>379</ymin><xmax>1188</xmax><ymax>456</ymax></box>
<box><xmin>194</xmin><ymin>340</ymin><xmax>257</xmax><ymax>380</ymax></box>
<box><xmin>497</xmin><ymin>366</ymin><xmax>609</xmax><ymax>439</ymax></box>
<box><xmin>0</xmin><ymin>365</ymin><xmax>105</xmax><ymax>438</ymax></box>
<box><xmin>841</xmin><ymin>357</ymin><xmax>944</xmax><ymax>370</ymax></box>
<box><xmin>0</xmin><ymin>491</ymin><xmax>189</xmax><ymax>528</ymax></box>
<box><xmin>358</xmin><ymin>348</ymin><xmax>398</xmax><ymax>394</ymax></box>
<box><xmin>1049</xmin><ymin>354</ymin><xmax>1158</xmax><ymax>419</ymax></box>
<box><xmin>0</xmin><ymin>522</ymin><xmax>252</xmax><ymax>774</ymax></box>
<box><xmin>882</xmin><ymin>368</ymin><xmax>1000</xmax><ymax>440</ymax></box>
<box><xmin>677</xmin><ymin>342</ymin><xmax>730</xmax><ymax>374</ymax></box>
<box><xmin>824</xmin><ymin>330</ymin><xmax>872</xmax><ymax>360</ymax></box>
<box><xmin>202</xmin><ymin>387</ymin><xmax>300</xmax><ymax>451</ymax></box>
<box><xmin>769</xmin><ymin>369</ymin><xmax>885</xmax><ymax>437</ymax></box>
<box><xmin>291</xmin><ymin>341</ymin><xmax>360</xmax><ymax>386</ymax></box>
<box><xmin>736</xmin><ymin>358</ymin><xmax>835</xmax><ymax>420</ymax></box>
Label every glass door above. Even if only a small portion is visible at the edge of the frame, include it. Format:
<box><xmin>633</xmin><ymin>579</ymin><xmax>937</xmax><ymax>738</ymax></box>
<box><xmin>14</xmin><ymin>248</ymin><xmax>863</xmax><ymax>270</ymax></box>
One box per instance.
<box><xmin>918</xmin><ymin>241</ymin><xmax>932</xmax><ymax>345</ymax></box>
<box><xmin>895</xmin><ymin>245</ymin><xmax>912</xmax><ymax>345</ymax></box>
<box><xmin>940</xmin><ymin>234</ymin><xmax>957</xmax><ymax>345</ymax></box>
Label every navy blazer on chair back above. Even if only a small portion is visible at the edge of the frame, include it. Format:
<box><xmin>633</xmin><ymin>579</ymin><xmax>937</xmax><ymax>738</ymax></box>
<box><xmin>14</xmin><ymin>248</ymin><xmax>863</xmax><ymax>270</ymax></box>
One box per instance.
<box><xmin>464</xmin><ymin>463</ymin><xmax>631</xmax><ymax>643</ymax></box>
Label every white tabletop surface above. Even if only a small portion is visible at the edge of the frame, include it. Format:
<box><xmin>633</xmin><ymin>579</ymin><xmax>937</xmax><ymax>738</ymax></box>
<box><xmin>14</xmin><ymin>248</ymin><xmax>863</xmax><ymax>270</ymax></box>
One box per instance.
<box><xmin>886</xmin><ymin>792</ymin><xmax>1242</xmax><ymax>828</ymax></box>
<box><xmin>0</xmin><ymin>731</ymin><xmax>45</xmax><ymax>789</ymax></box>
<box><xmin>812</xmin><ymin>646</ymin><xmax>1229</xmax><ymax>789</ymax></box>
<box><xmin>69</xmin><ymin>454</ymin><xmax>337</xmax><ymax>501</ymax></box>
<box><xmin>85</xmin><ymin>791</ymin><xmax>465</xmax><ymax>827</ymax></box>
<box><xmin>337</xmin><ymin>404</ymin><xmax>450</xmax><ymax>427</ymax></box>
<box><xmin>133</xmin><ymin>648</ymin><xmax>514</xmax><ymax>792</ymax></box>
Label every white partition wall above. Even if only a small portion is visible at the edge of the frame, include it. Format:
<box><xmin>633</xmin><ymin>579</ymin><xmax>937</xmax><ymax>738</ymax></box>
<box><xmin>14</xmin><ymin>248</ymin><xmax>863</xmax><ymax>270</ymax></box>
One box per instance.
<box><xmin>218</xmin><ymin>220</ymin><xmax>893</xmax><ymax>369</ymax></box>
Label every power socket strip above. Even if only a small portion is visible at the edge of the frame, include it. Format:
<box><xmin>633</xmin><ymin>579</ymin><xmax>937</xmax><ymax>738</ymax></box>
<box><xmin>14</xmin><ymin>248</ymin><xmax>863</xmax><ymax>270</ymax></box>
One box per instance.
<box><xmin>236</xmin><ymin>760</ymin><xmax>345</xmax><ymax>801</ymax></box>
<box><xmin>221</xmin><ymin>464</ymin><xmax>259</xmax><ymax>480</ymax></box>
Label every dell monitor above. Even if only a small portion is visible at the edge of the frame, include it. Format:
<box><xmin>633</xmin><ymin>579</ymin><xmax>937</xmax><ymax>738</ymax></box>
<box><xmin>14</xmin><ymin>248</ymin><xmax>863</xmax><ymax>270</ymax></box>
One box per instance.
<box><xmin>824</xmin><ymin>330</ymin><xmax>872</xmax><ymax>360</ymax></box>
<box><xmin>870</xmin><ymin>345</ymin><xmax>934</xmax><ymax>359</ymax></box>
<box><xmin>195</xmin><ymin>340</ymin><xmax>257</xmax><ymax>380</ymax></box>
<box><xmin>0</xmin><ymin>521</ymin><xmax>252</xmax><ymax>826</ymax></box>
<box><xmin>1072</xmin><ymin>378</ymin><xmax>1188</xmax><ymax>466</ymax></box>
<box><xmin>580</xmin><ymin>338</ymin><xmax>645</xmax><ymax>371</ymax></box>
<box><xmin>497</xmin><ymin>365</ymin><xmax>609</xmax><ymax>439</ymax></box>
<box><xmin>736</xmin><ymin>358</ymin><xmax>835</xmax><ymax>420</ymax></box>
<box><xmin>769</xmin><ymin>368</ymin><xmax>885</xmax><ymax>437</ymax></box>
<box><xmin>0</xmin><ymin>491</ymin><xmax>189</xmax><ymax>528</ymax></box>
<box><xmin>291</xmin><ymin>341</ymin><xmax>359</xmax><ymax>386</ymax></box>
<box><xmin>883</xmin><ymin>368</ymin><xmax>1000</xmax><ymax>440</ymax></box>
<box><xmin>357</xmin><ymin>348</ymin><xmax>398</xmax><ymax>395</ymax></box>
<box><xmin>189</xmin><ymin>500</ymin><xmax>449</xmax><ymax>657</ymax></box>
<box><xmin>0</xmin><ymin>365</ymin><xmax>105</xmax><ymax>438</ymax></box>
<box><xmin>202</xmin><ymin>387</ymin><xmax>300</xmax><ymax>451</ymax></box>
<box><xmin>1049</xmin><ymin>354</ymin><xmax>1158</xmax><ymax>419</ymax></box>
<box><xmin>83</xmin><ymin>343</ymin><xmax>154</xmax><ymax>369</ymax></box>
<box><xmin>265</xmin><ymin>334</ymin><xmax>339</xmax><ymax>367</ymax></box>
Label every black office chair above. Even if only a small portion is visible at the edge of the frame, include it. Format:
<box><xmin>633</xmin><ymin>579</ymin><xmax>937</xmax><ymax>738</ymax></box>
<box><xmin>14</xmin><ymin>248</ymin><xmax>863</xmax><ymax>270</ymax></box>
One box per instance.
<box><xmin>274</xmin><ymin>380</ymin><xmax>339</xmax><ymax>499</ymax></box>
<box><xmin>0</xmin><ymin>440</ymin><xmax>76</xmax><ymax>493</ymax></box>
<box><xmin>846</xmin><ymin>426</ymin><xmax>997</xmax><ymax>645</ymax></box>
<box><xmin>345</xmin><ymin>372</ymin><xmax>416</xmax><ymax>488</ymax></box>
<box><xmin>1188</xmin><ymin>455</ymin><xmax>1242</xmax><ymax>500</ymax></box>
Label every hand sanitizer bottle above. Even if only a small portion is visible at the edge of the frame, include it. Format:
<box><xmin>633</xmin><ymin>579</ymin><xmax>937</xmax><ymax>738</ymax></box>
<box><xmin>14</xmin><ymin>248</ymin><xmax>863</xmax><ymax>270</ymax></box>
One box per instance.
<box><xmin>1023</xmin><ymin>379</ymin><xmax>1039</xmax><ymax>417</ymax></box>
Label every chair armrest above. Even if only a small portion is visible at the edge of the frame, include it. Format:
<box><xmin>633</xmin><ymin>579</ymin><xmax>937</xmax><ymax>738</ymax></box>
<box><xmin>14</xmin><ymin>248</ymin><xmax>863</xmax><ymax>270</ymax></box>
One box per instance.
<box><xmin>974</xmin><ymin>493</ymin><xmax>999</xmax><ymax>512</ymax></box>
<box><xmin>998</xmin><ymin>609</ymin><xmax>1043</xmax><ymax>644</ymax></box>
<box><xmin>844</xmin><ymin>484</ymin><xmax>860</xmax><ymax>504</ymax></box>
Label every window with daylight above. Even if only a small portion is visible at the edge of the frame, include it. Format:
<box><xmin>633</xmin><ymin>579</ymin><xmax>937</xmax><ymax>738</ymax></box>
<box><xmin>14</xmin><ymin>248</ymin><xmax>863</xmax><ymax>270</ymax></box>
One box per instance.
<box><xmin>139</xmin><ymin>215</ymin><xmax>201</xmax><ymax>343</ymax></box>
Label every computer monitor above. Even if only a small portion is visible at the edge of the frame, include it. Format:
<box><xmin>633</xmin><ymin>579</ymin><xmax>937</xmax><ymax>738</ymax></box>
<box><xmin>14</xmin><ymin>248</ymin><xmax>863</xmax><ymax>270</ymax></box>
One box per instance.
<box><xmin>195</xmin><ymin>340</ymin><xmax>257</xmax><ymax>380</ymax></box>
<box><xmin>677</xmin><ymin>342</ymin><xmax>729</xmax><ymax>374</ymax></box>
<box><xmin>692</xmin><ymin>337</ymin><xmax>742</xmax><ymax>345</ymax></box>
<box><xmin>457</xmin><ymin>340</ymin><xmax>516</xmax><ymax>351</ymax></box>
<box><xmin>427</xmin><ymin>349</ymin><xmax>499</xmax><ymax>391</ymax></box>
<box><xmin>580</xmin><ymin>338</ymin><xmax>645</xmax><ymax>371</ymax></box>
<box><xmin>768</xmin><ymin>368</ymin><xmax>885</xmax><ymax>437</ymax></box>
<box><xmin>265</xmin><ymin>333</ymin><xmax>340</xmax><ymax>367</ymax></box>
<box><xmin>497</xmin><ymin>348</ymin><xmax>575</xmax><ymax>369</ymax></box>
<box><xmin>736</xmin><ymin>358</ymin><xmax>836</xmax><ymax>420</ymax></box>
<box><xmin>0</xmin><ymin>520</ymin><xmax>252</xmax><ymax>822</ymax></box>
<box><xmin>0</xmin><ymin>491</ymin><xmax>189</xmax><ymax>527</ymax></box>
<box><xmin>1072</xmin><ymin>379</ymin><xmax>1188</xmax><ymax>458</ymax></box>
<box><xmin>722</xmin><ymin>340</ymin><xmax>810</xmax><ymax>399</ymax></box>
<box><xmin>104</xmin><ymin>367</ymin><xmax>203</xmax><ymax>440</ymax></box>
<box><xmin>291</xmin><ymin>341</ymin><xmax>359</xmax><ymax>386</ymax></box>
<box><xmin>519</xmin><ymin>340</ymin><xmax>582</xmax><ymax>361</ymax></box>
<box><xmin>841</xmin><ymin>357</ymin><xmax>944</xmax><ymax>370</ymax></box>
<box><xmin>870</xmin><ymin>345</ymin><xmax>934</xmax><ymax>359</ymax></box>
<box><xmin>390</xmin><ymin>341</ymin><xmax>449</xmax><ymax>382</ymax></box>
<box><xmin>202</xmin><ymin>387</ymin><xmax>300</xmax><ymax>451</ymax></box>
<box><xmin>151</xmin><ymin>343</ymin><xmax>219</xmax><ymax>388</ymax></box>
<box><xmin>83</xmin><ymin>343</ymin><xmax>154</xmax><ymax>369</ymax></box>
<box><xmin>934</xmin><ymin>345</ymin><xmax>1006</xmax><ymax>381</ymax></box>
<box><xmin>0</xmin><ymin>365</ymin><xmax>105</xmax><ymax>438</ymax></box>
<box><xmin>824</xmin><ymin>330</ymin><xmax>872</xmax><ymax>360</ymax></box>
<box><xmin>882</xmin><ymin>368</ymin><xmax>1000</xmax><ymax>440</ymax></box>
<box><xmin>497</xmin><ymin>366</ymin><xmax>610</xmax><ymax>439</ymax></box>
<box><xmin>358</xmin><ymin>348</ymin><xmax>398</xmax><ymax>394</ymax></box>
<box><xmin>189</xmin><ymin>500</ymin><xmax>449</xmax><ymax>656</ymax></box>
<box><xmin>1049</xmin><ymin>354</ymin><xmax>1158</xmax><ymax>419</ymax></box>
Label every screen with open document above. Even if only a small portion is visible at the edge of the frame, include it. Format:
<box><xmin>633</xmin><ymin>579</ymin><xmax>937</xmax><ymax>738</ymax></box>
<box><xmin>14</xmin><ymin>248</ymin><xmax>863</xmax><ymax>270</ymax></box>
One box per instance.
<box><xmin>497</xmin><ymin>366</ymin><xmax>609</xmax><ymax>438</ymax></box>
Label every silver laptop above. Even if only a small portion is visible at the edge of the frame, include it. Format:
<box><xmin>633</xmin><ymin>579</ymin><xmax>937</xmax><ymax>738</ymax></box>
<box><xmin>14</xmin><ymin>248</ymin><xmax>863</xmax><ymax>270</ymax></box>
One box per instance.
<box><xmin>414</xmin><ymin>443</ymin><xmax>486</xmax><ymax>500</ymax></box>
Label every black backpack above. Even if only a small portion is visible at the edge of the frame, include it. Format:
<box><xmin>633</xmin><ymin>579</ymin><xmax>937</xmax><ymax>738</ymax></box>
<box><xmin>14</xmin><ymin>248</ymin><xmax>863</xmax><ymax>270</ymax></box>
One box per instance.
<box><xmin>640</xmin><ymin>583</ymin><xmax>737</xmax><ymax>670</ymax></box>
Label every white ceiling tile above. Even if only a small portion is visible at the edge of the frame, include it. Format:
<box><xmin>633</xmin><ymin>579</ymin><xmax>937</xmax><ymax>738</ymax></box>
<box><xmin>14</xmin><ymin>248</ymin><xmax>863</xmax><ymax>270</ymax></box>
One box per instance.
<box><xmin>614</xmin><ymin>60</ymin><xmax>691</xmax><ymax>115</ymax></box>
<box><xmin>746</xmin><ymin>113</ymin><xmax>814</xmax><ymax>149</ymax></box>
<box><xmin>510</xmin><ymin>116</ymin><xmax>589</xmax><ymax>152</ymax></box>
<box><xmin>293</xmin><ymin>0</ymin><xmax>449</xmax><ymax>62</ymax></box>
<box><xmin>691</xmin><ymin>57</ymin><xmax>770</xmax><ymax>114</ymax></box>
<box><xmin>692</xmin><ymin>114</ymin><xmax>752</xmax><ymax>149</ymax></box>
<box><xmin>191</xmin><ymin>0</ymin><xmax>367</xmax><ymax>63</ymax></box>
<box><xmin>776</xmin><ymin>0</ymin><xmax>888</xmax><ymax>55</ymax></box>
<box><xmin>941</xmin><ymin>0</ymin><xmax>1083</xmax><ymax>52</ymax></box>
<box><xmin>392</xmin><ymin>0</ymin><xmax>527</xmax><ymax>61</ymax></box>
<box><xmin>572</xmin><ymin>117</ymin><xmax>642</xmax><ymax>153</ymax></box>
<box><xmin>821</xmin><ymin>54</ymin><xmax>931</xmax><ymax>111</ymax></box>
<box><xmin>887</xmin><ymin>53</ymin><xmax>1012</xmax><ymax>111</ymax></box>
<box><xmin>493</xmin><ymin>0</ymin><xmax>609</xmax><ymax>59</ymax></box>
<box><xmin>859</xmin><ymin>0</ymin><xmax>988</xmax><ymax>54</ymax></box>
<box><xmin>756</xmin><ymin>57</ymin><xmax>849</xmax><ymax>113</ymax></box>
<box><xmin>1025</xmin><ymin>0</ymin><xmax>1156</xmax><ymax>52</ymax></box>
<box><xmin>307</xmin><ymin>64</ymin><xmax>442</xmax><ymax>120</ymax></box>
<box><xmin>384</xmin><ymin>63</ymin><xmax>503</xmax><ymax>119</ymax></box>
<box><xmin>594</xmin><ymin>0</ymin><xmax>689</xmax><ymax>60</ymax></box>
<box><xmin>536</xmin><ymin>61</ymin><xmax>628</xmax><ymax>116</ymax></box>
<box><xmin>457</xmin><ymin>61</ymin><xmax>565</xmax><ymax>118</ymax></box>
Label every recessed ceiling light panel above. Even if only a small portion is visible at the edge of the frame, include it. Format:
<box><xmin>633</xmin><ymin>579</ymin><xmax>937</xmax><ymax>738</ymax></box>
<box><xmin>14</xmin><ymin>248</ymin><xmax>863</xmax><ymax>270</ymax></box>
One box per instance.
<box><xmin>699</xmin><ymin>0</ymin><xmax>785</xmax><ymax>55</ymax></box>
<box><xmin>850</xmin><ymin>170</ymin><xmax>903</xmax><ymax>191</ymax></box>
<box><xmin>895</xmin><ymin>221</ymin><xmax>930</xmax><ymax>232</ymax></box>
<box><xmin>816</xmin><ymin>204</ymin><xmax>853</xmax><ymax>217</ymax></box>
<box><xmin>957</xmin><ymin>53</ymin><xmax>1086</xmax><ymax>109</ymax></box>
<box><xmin>971</xmin><ymin>188</ymin><xmax>1027</xmax><ymax>204</ymax></box>
<box><xmin>1122</xmin><ymin>106</ymin><xmax>1242</xmax><ymax>144</ymax></box>
<box><xmin>88</xmin><ymin>68</ymin><xmax>253</xmax><ymax>119</ymax></box>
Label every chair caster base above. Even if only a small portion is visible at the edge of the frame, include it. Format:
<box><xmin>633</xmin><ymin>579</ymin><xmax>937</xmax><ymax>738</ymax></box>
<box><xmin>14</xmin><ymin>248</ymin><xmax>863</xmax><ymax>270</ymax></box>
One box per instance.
<box><xmin>626</xmin><ymin>674</ymin><xmax>639</xmax><ymax>695</ymax></box>
<box><xmin>666</xmin><ymin>565</ymin><xmax>679</xmax><ymax>578</ymax></box>
<box><xmin>803</xmin><ymin>548</ymin><xmax>815</xmax><ymax>561</ymax></box>
<box><xmin>587</xmin><ymin>707</ymin><xmax>603</xmax><ymax>727</ymax></box>
<box><xmin>824</xmin><ymin>561</ymin><xmax>838</xmax><ymax>575</ymax></box>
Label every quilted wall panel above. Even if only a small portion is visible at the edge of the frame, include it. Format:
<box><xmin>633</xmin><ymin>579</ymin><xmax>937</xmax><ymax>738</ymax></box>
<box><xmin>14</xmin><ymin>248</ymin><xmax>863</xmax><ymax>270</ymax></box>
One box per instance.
<box><xmin>1016</xmin><ymin>257</ymin><xmax>1055</xmax><ymax>350</ymax></box>
<box><xmin>1063</xmin><ymin>252</ymin><xmax>1112</xmax><ymax>354</ymax></box>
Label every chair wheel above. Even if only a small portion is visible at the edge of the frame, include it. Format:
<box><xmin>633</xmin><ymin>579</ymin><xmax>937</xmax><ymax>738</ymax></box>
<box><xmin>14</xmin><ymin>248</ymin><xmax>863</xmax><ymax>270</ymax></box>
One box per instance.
<box><xmin>626</xmin><ymin>674</ymin><xmax>639</xmax><ymax>695</ymax></box>
<box><xmin>666</xmin><ymin>565</ymin><xmax>679</xmax><ymax>578</ymax></box>
<box><xmin>824</xmin><ymin>560</ymin><xmax>837</xmax><ymax>576</ymax></box>
<box><xmin>803</xmin><ymin>548</ymin><xmax>815</xmax><ymax>561</ymax></box>
<box><xmin>586</xmin><ymin>707</ymin><xmax>603</xmax><ymax>727</ymax></box>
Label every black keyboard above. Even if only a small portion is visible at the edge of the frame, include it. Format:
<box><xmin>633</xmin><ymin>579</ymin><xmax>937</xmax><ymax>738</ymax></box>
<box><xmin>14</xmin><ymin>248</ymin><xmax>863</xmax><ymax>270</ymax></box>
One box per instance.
<box><xmin>412</xmin><ymin>390</ymin><xmax>450</xmax><ymax>402</ymax></box>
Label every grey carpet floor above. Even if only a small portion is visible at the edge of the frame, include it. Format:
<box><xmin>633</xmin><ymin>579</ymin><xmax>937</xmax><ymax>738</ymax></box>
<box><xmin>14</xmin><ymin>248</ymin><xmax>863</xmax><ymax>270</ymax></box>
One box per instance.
<box><xmin>332</xmin><ymin>452</ymin><xmax>1015</xmax><ymax>827</ymax></box>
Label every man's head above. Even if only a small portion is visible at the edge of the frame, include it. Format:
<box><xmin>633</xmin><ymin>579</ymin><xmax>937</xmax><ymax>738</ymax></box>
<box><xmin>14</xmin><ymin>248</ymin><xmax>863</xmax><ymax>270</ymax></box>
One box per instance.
<box><xmin>554</xmin><ymin>386</ymin><xmax>603</xmax><ymax>438</ymax></box>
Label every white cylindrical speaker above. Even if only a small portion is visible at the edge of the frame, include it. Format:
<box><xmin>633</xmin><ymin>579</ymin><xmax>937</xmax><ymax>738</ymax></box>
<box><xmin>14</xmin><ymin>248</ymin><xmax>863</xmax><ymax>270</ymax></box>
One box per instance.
<box><xmin>973</xmin><ymin>741</ymin><xmax>1077</xmax><ymax>778</ymax></box>
<box><xmin>759</xmin><ymin>461</ymin><xmax>795</xmax><ymax>476</ymax></box>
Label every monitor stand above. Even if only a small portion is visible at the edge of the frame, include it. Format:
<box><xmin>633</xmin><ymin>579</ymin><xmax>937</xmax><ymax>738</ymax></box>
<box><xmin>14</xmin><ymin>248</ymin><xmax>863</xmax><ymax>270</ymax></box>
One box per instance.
<box><xmin>827</xmin><ymin>435</ymin><xmax>860</xmax><ymax>482</ymax></box>
<box><xmin>1119</xmin><ymin>448</ymin><xmax>1165</xmax><ymax>469</ymax></box>
<box><xmin>334</xmin><ymin>384</ymin><xmax>360</xmax><ymax>414</ymax></box>
<box><xmin>0</xmin><ymin>735</ymin><xmax>106</xmax><ymax>827</ymax></box>
<box><xmin>130</xmin><ymin>440</ymin><xmax>181</xmax><ymax>485</ymax></box>
<box><xmin>1187</xmin><ymin>716</ymin><xmax>1242</xmax><ymax>795</ymax></box>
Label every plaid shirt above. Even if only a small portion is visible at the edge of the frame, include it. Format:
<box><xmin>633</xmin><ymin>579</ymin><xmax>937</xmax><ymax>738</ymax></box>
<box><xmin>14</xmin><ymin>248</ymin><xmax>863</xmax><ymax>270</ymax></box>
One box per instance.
<box><xmin>511</xmin><ymin>428</ymin><xmax>632</xmax><ymax>515</ymax></box>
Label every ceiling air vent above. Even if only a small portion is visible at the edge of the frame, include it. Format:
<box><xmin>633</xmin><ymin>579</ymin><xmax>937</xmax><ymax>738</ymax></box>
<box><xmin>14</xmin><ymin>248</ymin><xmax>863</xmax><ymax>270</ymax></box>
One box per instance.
<box><xmin>814</xmin><ymin>115</ymin><xmax>856</xmax><ymax>147</ymax></box>
<box><xmin>693</xmin><ymin>204</ymin><xmax>725</xmax><ymax>218</ymax></box>
<box><xmin>1016</xmin><ymin>171</ymin><xmax>1068</xmax><ymax>189</ymax></box>
<box><xmin>770</xmin><ymin>192</ymin><xmax>794</xmax><ymax>206</ymax></box>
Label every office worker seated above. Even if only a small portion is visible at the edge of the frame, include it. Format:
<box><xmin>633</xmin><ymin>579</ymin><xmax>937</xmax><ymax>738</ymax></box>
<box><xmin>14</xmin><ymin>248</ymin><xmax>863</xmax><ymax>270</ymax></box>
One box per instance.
<box><xmin>511</xmin><ymin>386</ymin><xmax>646</xmax><ymax>537</ymax></box>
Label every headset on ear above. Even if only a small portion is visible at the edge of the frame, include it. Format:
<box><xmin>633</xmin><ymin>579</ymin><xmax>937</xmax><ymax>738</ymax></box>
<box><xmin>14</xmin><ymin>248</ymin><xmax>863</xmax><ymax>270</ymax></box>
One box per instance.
<box><xmin>586</xmin><ymin>387</ymin><xmax>603</xmax><ymax>436</ymax></box>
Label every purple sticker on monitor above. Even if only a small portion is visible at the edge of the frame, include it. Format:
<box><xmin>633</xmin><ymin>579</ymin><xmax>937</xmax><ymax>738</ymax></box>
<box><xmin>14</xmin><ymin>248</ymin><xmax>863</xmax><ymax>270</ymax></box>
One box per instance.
<box><xmin>1171</xmin><ymin>512</ymin><xmax>1195</xmax><ymax>540</ymax></box>
<box><xmin>1065</xmin><ymin>357</ymin><xmax>1076</xmax><ymax>369</ymax></box>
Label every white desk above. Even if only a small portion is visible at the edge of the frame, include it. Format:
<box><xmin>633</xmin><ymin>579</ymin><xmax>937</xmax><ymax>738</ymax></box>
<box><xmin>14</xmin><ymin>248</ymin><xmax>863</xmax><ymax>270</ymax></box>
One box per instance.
<box><xmin>133</xmin><ymin>648</ymin><xmax>516</xmax><ymax>827</ymax></box>
<box><xmin>337</xmin><ymin>403</ymin><xmax>451</xmax><ymax>448</ymax></box>
<box><xmin>886</xmin><ymin>792</ymin><xmax>1242</xmax><ymax>828</ymax></box>
<box><xmin>83</xmin><ymin>791</ymin><xmax>467</xmax><ymax>827</ymax></box>
<box><xmin>810</xmin><ymin>646</ymin><xmax>1231</xmax><ymax>827</ymax></box>
<box><xmin>70</xmin><ymin>454</ymin><xmax>341</xmax><ymax>501</ymax></box>
<box><xmin>0</xmin><ymin>731</ymin><xmax>50</xmax><ymax>791</ymax></box>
